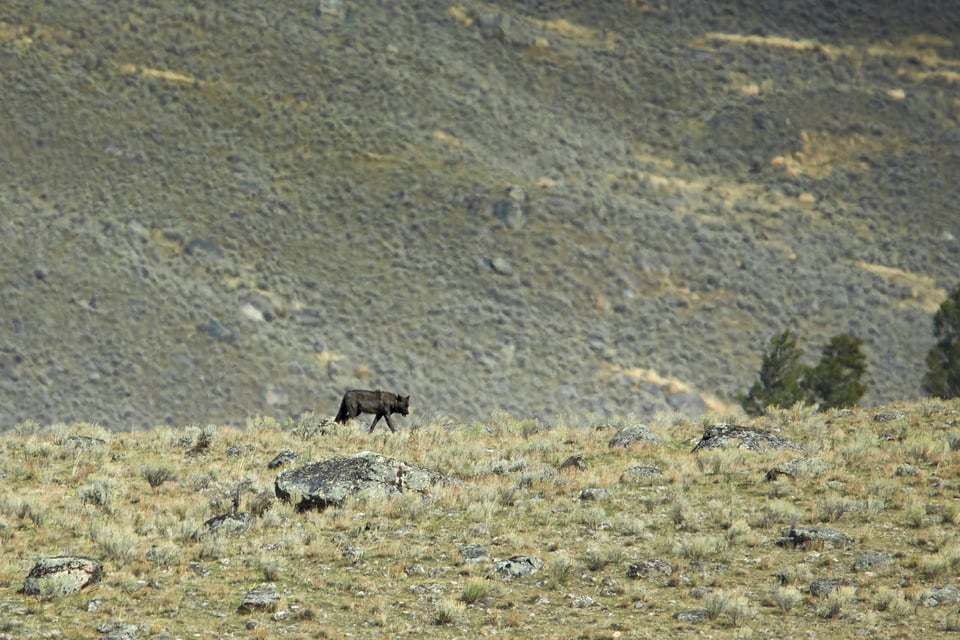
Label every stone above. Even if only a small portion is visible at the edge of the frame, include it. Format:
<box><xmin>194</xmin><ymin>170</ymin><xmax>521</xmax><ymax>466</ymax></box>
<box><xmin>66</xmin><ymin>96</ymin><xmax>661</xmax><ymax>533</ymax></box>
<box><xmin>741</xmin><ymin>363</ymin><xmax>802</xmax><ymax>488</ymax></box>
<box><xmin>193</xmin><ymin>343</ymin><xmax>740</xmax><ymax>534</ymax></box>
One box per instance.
<box><xmin>692</xmin><ymin>424</ymin><xmax>802</xmax><ymax>452</ymax></box>
<box><xmin>21</xmin><ymin>555</ymin><xmax>104</xmax><ymax>598</ymax></box>
<box><xmin>267</xmin><ymin>449</ymin><xmax>301</xmax><ymax>469</ymax></box>
<box><xmin>608</xmin><ymin>424</ymin><xmax>661</xmax><ymax>448</ymax></box>
<box><xmin>238</xmin><ymin>583</ymin><xmax>280</xmax><ymax>613</ymax></box>
<box><xmin>193</xmin><ymin>511</ymin><xmax>255</xmax><ymax>539</ymax></box>
<box><xmin>673</xmin><ymin>609</ymin><xmax>708</xmax><ymax>623</ymax></box>
<box><xmin>579</xmin><ymin>487</ymin><xmax>608</xmax><ymax>501</ymax></box>
<box><xmin>492</xmin><ymin>555</ymin><xmax>543</xmax><ymax>579</ymax></box>
<box><xmin>853</xmin><ymin>551</ymin><xmax>893</xmax><ymax>572</ymax></box>
<box><xmin>776</xmin><ymin>526</ymin><xmax>853</xmax><ymax>549</ymax></box>
<box><xmin>921</xmin><ymin>585</ymin><xmax>960</xmax><ymax>607</ymax></box>
<box><xmin>459</xmin><ymin>543</ymin><xmax>488</xmax><ymax>563</ymax></box>
<box><xmin>274</xmin><ymin>451</ymin><xmax>453</xmax><ymax>511</ymax></box>
<box><xmin>620</xmin><ymin>464</ymin><xmax>663</xmax><ymax>481</ymax></box>
<box><xmin>809</xmin><ymin>577</ymin><xmax>852</xmax><ymax>597</ymax></box>
<box><xmin>97</xmin><ymin>621</ymin><xmax>138</xmax><ymax>640</ymax></box>
<box><xmin>626</xmin><ymin>558</ymin><xmax>672</xmax><ymax>579</ymax></box>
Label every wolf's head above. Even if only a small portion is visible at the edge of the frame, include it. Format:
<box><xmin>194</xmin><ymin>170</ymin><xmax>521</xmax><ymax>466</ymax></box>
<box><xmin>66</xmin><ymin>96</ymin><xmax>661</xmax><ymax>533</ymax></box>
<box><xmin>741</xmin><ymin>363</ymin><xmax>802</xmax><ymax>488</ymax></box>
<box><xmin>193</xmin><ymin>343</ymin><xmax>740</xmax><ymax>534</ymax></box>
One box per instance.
<box><xmin>396</xmin><ymin>395</ymin><xmax>410</xmax><ymax>416</ymax></box>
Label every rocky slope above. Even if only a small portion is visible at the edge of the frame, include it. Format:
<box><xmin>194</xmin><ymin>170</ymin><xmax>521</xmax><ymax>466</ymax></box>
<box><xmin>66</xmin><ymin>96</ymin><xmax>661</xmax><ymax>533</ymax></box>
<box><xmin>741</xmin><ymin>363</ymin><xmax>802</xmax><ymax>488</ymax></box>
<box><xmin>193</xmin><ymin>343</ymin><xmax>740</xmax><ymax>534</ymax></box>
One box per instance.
<box><xmin>1</xmin><ymin>1</ymin><xmax>958</xmax><ymax>428</ymax></box>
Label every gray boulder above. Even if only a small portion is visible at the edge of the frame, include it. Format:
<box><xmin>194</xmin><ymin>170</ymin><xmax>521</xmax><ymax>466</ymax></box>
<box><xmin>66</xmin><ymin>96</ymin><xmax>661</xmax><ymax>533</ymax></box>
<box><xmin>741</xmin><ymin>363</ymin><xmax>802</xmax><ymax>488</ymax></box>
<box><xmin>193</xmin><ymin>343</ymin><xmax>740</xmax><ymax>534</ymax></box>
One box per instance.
<box><xmin>692</xmin><ymin>424</ymin><xmax>802</xmax><ymax>452</ymax></box>
<box><xmin>853</xmin><ymin>551</ymin><xmax>893</xmax><ymax>572</ymax></box>
<box><xmin>608</xmin><ymin>424</ymin><xmax>661</xmax><ymax>448</ymax></box>
<box><xmin>492</xmin><ymin>555</ymin><xmax>543</xmax><ymax>579</ymax></box>
<box><xmin>274</xmin><ymin>451</ymin><xmax>453</xmax><ymax>511</ymax></box>
<box><xmin>21</xmin><ymin>555</ymin><xmax>103</xmax><ymax>598</ymax></box>
<box><xmin>238</xmin><ymin>583</ymin><xmax>280</xmax><ymax>613</ymax></box>
<box><xmin>627</xmin><ymin>558</ymin><xmax>673</xmax><ymax>579</ymax></box>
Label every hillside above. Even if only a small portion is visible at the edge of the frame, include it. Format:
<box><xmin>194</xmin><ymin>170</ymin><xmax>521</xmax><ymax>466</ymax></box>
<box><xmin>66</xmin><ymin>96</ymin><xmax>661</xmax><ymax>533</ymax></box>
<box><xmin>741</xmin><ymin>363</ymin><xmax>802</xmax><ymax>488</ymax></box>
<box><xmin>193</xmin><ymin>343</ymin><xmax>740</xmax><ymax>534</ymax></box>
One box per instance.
<box><xmin>2</xmin><ymin>400</ymin><xmax>960</xmax><ymax>638</ymax></box>
<box><xmin>1</xmin><ymin>1</ymin><xmax>958</xmax><ymax>428</ymax></box>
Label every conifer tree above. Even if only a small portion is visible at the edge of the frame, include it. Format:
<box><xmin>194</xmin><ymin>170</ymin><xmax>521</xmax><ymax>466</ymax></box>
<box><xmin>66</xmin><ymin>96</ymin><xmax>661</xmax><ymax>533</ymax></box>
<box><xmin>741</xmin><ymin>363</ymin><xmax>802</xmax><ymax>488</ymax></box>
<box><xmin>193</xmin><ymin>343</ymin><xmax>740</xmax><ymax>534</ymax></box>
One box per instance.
<box><xmin>923</xmin><ymin>284</ymin><xmax>960</xmax><ymax>399</ymax></box>
<box><xmin>740</xmin><ymin>329</ymin><xmax>811</xmax><ymax>416</ymax></box>
<box><xmin>809</xmin><ymin>334</ymin><xmax>867</xmax><ymax>410</ymax></box>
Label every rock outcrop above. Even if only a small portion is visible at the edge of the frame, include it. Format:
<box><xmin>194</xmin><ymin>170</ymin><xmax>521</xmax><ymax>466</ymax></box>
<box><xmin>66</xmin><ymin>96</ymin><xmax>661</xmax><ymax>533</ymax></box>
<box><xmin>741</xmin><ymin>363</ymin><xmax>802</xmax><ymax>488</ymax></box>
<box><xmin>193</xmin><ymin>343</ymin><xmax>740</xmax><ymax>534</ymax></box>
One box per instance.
<box><xmin>274</xmin><ymin>451</ymin><xmax>453</xmax><ymax>511</ymax></box>
<box><xmin>692</xmin><ymin>424</ymin><xmax>802</xmax><ymax>452</ymax></box>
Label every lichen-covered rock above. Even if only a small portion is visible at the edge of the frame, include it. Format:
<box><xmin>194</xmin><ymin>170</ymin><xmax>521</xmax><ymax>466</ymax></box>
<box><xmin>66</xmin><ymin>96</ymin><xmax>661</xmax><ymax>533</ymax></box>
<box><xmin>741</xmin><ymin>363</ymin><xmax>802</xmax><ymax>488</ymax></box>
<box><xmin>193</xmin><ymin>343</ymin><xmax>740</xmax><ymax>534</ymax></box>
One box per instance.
<box><xmin>809</xmin><ymin>577</ymin><xmax>853</xmax><ymax>597</ymax></box>
<box><xmin>853</xmin><ymin>551</ymin><xmax>893</xmax><ymax>572</ymax></box>
<box><xmin>620</xmin><ymin>464</ymin><xmax>663</xmax><ymax>482</ymax></box>
<box><xmin>492</xmin><ymin>555</ymin><xmax>543</xmax><ymax>579</ymax></box>
<box><xmin>238</xmin><ymin>583</ymin><xmax>280</xmax><ymax>613</ymax></box>
<box><xmin>692</xmin><ymin>424</ymin><xmax>802</xmax><ymax>452</ymax></box>
<box><xmin>97</xmin><ymin>621</ymin><xmax>138</xmax><ymax>640</ymax></box>
<box><xmin>673</xmin><ymin>609</ymin><xmax>708</xmax><ymax>623</ymax></box>
<box><xmin>627</xmin><ymin>558</ymin><xmax>672</xmax><ymax>579</ymax></box>
<box><xmin>579</xmin><ymin>487</ymin><xmax>608</xmax><ymax>501</ymax></box>
<box><xmin>459</xmin><ymin>543</ymin><xmax>488</xmax><ymax>563</ymax></box>
<box><xmin>21</xmin><ymin>555</ymin><xmax>103</xmax><ymax>598</ymax></box>
<box><xmin>267</xmin><ymin>449</ymin><xmax>301</xmax><ymax>470</ymax></box>
<box><xmin>274</xmin><ymin>451</ymin><xmax>453</xmax><ymax>511</ymax></box>
<box><xmin>920</xmin><ymin>585</ymin><xmax>960</xmax><ymax>607</ymax></box>
<box><xmin>608</xmin><ymin>424</ymin><xmax>661</xmax><ymax>448</ymax></box>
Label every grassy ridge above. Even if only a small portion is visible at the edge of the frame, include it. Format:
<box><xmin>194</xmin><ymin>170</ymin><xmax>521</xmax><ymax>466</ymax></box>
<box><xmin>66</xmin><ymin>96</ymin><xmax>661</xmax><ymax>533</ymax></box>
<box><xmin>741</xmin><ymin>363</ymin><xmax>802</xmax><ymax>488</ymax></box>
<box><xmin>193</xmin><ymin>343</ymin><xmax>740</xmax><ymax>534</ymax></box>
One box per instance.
<box><xmin>2</xmin><ymin>400</ymin><xmax>960</xmax><ymax>638</ymax></box>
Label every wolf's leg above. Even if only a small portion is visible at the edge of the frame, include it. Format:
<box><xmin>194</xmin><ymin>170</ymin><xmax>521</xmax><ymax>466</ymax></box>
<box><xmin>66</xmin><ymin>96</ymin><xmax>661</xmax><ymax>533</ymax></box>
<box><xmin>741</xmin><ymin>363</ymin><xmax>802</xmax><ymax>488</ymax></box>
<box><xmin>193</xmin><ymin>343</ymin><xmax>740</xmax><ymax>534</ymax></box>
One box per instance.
<box><xmin>384</xmin><ymin>415</ymin><xmax>397</xmax><ymax>432</ymax></box>
<box><xmin>369</xmin><ymin>414</ymin><xmax>382</xmax><ymax>433</ymax></box>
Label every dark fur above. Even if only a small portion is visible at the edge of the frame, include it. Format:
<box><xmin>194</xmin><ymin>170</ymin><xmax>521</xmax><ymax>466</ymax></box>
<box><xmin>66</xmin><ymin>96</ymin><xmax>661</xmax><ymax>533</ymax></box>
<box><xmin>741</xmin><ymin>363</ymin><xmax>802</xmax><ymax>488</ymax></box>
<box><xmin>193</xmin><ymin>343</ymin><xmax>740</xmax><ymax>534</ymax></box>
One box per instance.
<box><xmin>335</xmin><ymin>389</ymin><xmax>410</xmax><ymax>433</ymax></box>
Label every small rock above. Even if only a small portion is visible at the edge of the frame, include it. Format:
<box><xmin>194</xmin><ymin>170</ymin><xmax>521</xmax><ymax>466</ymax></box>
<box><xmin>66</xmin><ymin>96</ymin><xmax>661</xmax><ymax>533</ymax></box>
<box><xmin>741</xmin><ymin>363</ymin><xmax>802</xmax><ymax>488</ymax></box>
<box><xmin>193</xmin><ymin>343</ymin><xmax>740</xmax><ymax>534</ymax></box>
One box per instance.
<box><xmin>626</xmin><ymin>558</ymin><xmax>672</xmax><ymax>579</ymax></box>
<box><xmin>579</xmin><ymin>487</ymin><xmax>608</xmax><ymax>501</ymax></box>
<box><xmin>921</xmin><ymin>585</ymin><xmax>960</xmax><ymax>606</ymax></box>
<box><xmin>809</xmin><ymin>577</ymin><xmax>852</xmax><ymax>597</ymax></box>
<box><xmin>853</xmin><ymin>551</ymin><xmax>893</xmax><ymax>572</ymax></box>
<box><xmin>620</xmin><ymin>464</ymin><xmax>663</xmax><ymax>481</ymax></box>
<box><xmin>874</xmin><ymin>411</ymin><xmax>905</xmax><ymax>422</ymax></box>
<box><xmin>459</xmin><ymin>543</ymin><xmax>488</xmax><ymax>563</ymax></box>
<box><xmin>97</xmin><ymin>621</ymin><xmax>138</xmax><ymax>640</ymax></box>
<box><xmin>238</xmin><ymin>583</ymin><xmax>280</xmax><ymax>613</ymax></box>
<box><xmin>492</xmin><ymin>555</ymin><xmax>543</xmax><ymax>579</ymax></box>
<box><xmin>673</xmin><ymin>609</ymin><xmax>708</xmax><ymax>623</ymax></box>
<box><xmin>267</xmin><ymin>449</ymin><xmax>301</xmax><ymax>469</ymax></box>
<box><xmin>570</xmin><ymin>595</ymin><xmax>595</xmax><ymax>608</ymax></box>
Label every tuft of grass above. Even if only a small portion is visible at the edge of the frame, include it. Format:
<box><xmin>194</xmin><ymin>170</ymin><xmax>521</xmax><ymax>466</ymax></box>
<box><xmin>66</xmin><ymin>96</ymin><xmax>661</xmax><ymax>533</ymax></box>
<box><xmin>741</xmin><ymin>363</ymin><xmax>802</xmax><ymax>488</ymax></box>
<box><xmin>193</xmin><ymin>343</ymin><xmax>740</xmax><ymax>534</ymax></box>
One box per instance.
<box><xmin>434</xmin><ymin>599</ymin><xmax>466</xmax><ymax>625</ymax></box>
<box><xmin>460</xmin><ymin>579</ymin><xmax>495</xmax><ymax>605</ymax></box>
<box><xmin>769</xmin><ymin>586</ymin><xmax>803</xmax><ymax>612</ymax></box>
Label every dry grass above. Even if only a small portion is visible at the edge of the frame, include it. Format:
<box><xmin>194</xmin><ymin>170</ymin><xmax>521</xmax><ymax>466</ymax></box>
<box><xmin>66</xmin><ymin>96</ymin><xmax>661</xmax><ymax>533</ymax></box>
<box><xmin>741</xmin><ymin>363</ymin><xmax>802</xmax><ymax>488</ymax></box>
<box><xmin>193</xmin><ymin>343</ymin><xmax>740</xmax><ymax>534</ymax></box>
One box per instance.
<box><xmin>1</xmin><ymin>401</ymin><xmax>959</xmax><ymax>638</ymax></box>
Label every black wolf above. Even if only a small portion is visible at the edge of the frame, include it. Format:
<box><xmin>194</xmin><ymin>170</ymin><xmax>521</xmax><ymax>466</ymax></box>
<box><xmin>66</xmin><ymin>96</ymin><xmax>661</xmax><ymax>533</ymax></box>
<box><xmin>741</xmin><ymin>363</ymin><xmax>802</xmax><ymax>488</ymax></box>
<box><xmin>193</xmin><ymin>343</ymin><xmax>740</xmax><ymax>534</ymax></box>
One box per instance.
<box><xmin>335</xmin><ymin>389</ymin><xmax>410</xmax><ymax>433</ymax></box>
